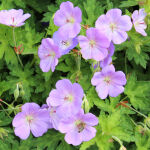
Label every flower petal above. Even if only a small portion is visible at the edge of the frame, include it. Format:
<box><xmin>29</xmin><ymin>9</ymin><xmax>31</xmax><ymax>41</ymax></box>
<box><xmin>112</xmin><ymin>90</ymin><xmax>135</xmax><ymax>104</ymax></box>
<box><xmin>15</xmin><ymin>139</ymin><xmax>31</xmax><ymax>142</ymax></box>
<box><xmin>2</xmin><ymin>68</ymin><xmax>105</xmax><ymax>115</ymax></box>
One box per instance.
<box><xmin>14</xmin><ymin>124</ymin><xmax>30</xmax><ymax>140</ymax></box>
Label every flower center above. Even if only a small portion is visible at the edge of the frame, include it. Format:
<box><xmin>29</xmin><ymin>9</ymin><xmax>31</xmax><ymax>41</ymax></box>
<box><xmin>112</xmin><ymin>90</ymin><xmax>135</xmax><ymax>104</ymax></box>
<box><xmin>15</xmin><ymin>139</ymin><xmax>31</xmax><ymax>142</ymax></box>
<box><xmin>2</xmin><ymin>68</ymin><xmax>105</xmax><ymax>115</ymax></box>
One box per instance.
<box><xmin>64</xmin><ymin>94</ymin><xmax>73</xmax><ymax>102</ymax></box>
<box><xmin>61</xmin><ymin>40</ymin><xmax>70</xmax><ymax>47</ymax></box>
<box><xmin>26</xmin><ymin>115</ymin><xmax>33</xmax><ymax>123</ymax></box>
<box><xmin>110</xmin><ymin>23</ymin><xmax>117</xmax><ymax>32</ymax></box>
<box><xmin>50</xmin><ymin>107</ymin><xmax>56</xmax><ymax>115</ymax></box>
<box><xmin>75</xmin><ymin>120</ymin><xmax>86</xmax><ymax>133</ymax></box>
<box><xmin>46</xmin><ymin>51</ymin><xmax>55</xmax><ymax>57</ymax></box>
<box><xmin>104</xmin><ymin>76</ymin><xmax>111</xmax><ymax>84</ymax></box>
<box><xmin>89</xmin><ymin>40</ymin><xmax>96</xmax><ymax>48</ymax></box>
<box><xmin>66</xmin><ymin>17</ymin><xmax>75</xmax><ymax>24</ymax></box>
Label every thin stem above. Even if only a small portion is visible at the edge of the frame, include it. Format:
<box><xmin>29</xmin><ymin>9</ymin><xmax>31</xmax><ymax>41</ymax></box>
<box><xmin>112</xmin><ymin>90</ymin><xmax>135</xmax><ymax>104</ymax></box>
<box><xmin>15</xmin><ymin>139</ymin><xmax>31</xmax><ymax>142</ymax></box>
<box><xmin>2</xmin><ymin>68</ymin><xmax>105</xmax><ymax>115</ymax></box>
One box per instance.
<box><xmin>0</xmin><ymin>104</ymin><xmax>11</xmax><ymax>118</ymax></box>
<box><xmin>129</xmin><ymin>106</ymin><xmax>147</xmax><ymax>119</ymax></box>
<box><xmin>112</xmin><ymin>136</ymin><xmax>123</xmax><ymax>146</ymax></box>
<box><xmin>0</xmin><ymin>100</ymin><xmax>11</xmax><ymax>107</ymax></box>
<box><xmin>12</xmin><ymin>27</ymin><xmax>24</xmax><ymax>68</ymax></box>
<box><xmin>120</xmin><ymin>96</ymin><xmax>128</xmax><ymax>102</ymax></box>
<box><xmin>77</xmin><ymin>51</ymin><xmax>81</xmax><ymax>71</ymax></box>
<box><xmin>125</xmin><ymin>51</ymin><xmax>127</xmax><ymax>75</ymax></box>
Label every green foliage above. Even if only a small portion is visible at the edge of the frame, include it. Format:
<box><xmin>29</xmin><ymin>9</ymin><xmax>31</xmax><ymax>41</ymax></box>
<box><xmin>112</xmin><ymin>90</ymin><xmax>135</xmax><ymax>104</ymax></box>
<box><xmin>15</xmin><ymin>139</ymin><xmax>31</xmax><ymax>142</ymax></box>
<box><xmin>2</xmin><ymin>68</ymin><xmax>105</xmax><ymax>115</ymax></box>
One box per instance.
<box><xmin>0</xmin><ymin>0</ymin><xmax>150</xmax><ymax>149</ymax></box>
<box><xmin>125</xmin><ymin>73</ymin><xmax>150</xmax><ymax>112</ymax></box>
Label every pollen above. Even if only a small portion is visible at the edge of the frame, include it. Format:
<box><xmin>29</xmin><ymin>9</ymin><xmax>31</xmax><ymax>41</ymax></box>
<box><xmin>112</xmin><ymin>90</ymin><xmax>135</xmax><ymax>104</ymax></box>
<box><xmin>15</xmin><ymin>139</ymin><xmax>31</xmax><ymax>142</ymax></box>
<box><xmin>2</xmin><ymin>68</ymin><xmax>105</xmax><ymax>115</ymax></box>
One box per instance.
<box><xmin>26</xmin><ymin>115</ymin><xmax>33</xmax><ymax>123</ymax></box>
<box><xmin>75</xmin><ymin>120</ymin><xmax>86</xmax><ymax>133</ymax></box>
<box><xmin>89</xmin><ymin>40</ymin><xmax>96</xmax><ymax>48</ymax></box>
<box><xmin>110</xmin><ymin>23</ymin><xmax>117</xmax><ymax>32</ymax></box>
<box><xmin>104</xmin><ymin>76</ymin><xmax>111</xmax><ymax>84</ymax></box>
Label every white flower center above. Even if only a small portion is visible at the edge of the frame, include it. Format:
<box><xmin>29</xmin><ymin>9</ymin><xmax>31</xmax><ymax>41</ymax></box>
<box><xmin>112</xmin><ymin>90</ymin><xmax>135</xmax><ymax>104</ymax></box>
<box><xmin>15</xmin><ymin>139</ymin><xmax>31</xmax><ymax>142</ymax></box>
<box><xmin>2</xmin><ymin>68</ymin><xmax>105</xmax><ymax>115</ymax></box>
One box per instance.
<box><xmin>104</xmin><ymin>76</ymin><xmax>111</xmax><ymax>84</ymax></box>
<box><xmin>89</xmin><ymin>40</ymin><xmax>96</xmax><ymax>48</ymax></box>
<box><xmin>75</xmin><ymin>120</ymin><xmax>86</xmax><ymax>132</ymax></box>
<box><xmin>66</xmin><ymin>17</ymin><xmax>75</xmax><ymax>24</ymax></box>
<box><xmin>64</xmin><ymin>94</ymin><xmax>73</xmax><ymax>102</ymax></box>
<box><xmin>26</xmin><ymin>115</ymin><xmax>33</xmax><ymax>123</ymax></box>
<box><xmin>110</xmin><ymin>23</ymin><xmax>117</xmax><ymax>32</ymax></box>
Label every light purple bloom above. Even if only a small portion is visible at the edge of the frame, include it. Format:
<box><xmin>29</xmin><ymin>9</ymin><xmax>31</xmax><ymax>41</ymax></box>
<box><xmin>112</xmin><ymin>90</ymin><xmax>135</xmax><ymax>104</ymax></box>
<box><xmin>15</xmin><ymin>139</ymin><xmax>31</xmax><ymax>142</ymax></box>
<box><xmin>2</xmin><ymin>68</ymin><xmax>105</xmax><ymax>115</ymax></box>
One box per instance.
<box><xmin>38</xmin><ymin>38</ymin><xmax>61</xmax><ymax>72</ymax></box>
<box><xmin>53</xmin><ymin>31</ymin><xmax>78</xmax><ymax>55</ymax></box>
<box><xmin>132</xmin><ymin>8</ymin><xmax>147</xmax><ymax>36</ymax></box>
<box><xmin>100</xmin><ymin>42</ymin><xmax>115</xmax><ymax>68</ymax></box>
<box><xmin>58</xmin><ymin>109</ymin><xmax>98</xmax><ymax>146</ymax></box>
<box><xmin>95</xmin><ymin>9</ymin><xmax>132</xmax><ymax>44</ymax></box>
<box><xmin>91</xmin><ymin>65</ymin><xmax>126</xmax><ymax>99</ymax></box>
<box><xmin>42</xmin><ymin>104</ymin><xmax>61</xmax><ymax>130</ymax></box>
<box><xmin>46</xmin><ymin>79</ymin><xmax>84</xmax><ymax>118</ymax></box>
<box><xmin>78</xmin><ymin>28</ymin><xmax>110</xmax><ymax>61</ymax></box>
<box><xmin>54</xmin><ymin>1</ymin><xmax>82</xmax><ymax>40</ymax></box>
<box><xmin>0</xmin><ymin>9</ymin><xmax>31</xmax><ymax>27</ymax></box>
<box><xmin>12</xmin><ymin>103</ymin><xmax>49</xmax><ymax>140</ymax></box>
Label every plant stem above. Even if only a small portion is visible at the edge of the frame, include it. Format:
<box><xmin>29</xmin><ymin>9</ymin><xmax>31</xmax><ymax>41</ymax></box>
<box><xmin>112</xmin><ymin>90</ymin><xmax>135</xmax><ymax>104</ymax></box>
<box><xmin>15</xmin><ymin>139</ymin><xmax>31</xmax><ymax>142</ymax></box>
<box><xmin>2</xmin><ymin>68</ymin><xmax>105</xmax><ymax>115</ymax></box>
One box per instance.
<box><xmin>12</xmin><ymin>27</ymin><xmax>24</xmax><ymax>68</ymax></box>
<box><xmin>112</xmin><ymin>136</ymin><xmax>123</xmax><ymax>146</ymax></box>
<box><xmin>129</xmin><ymin>106</ymin><xmax>147</xmax><ymax>119</ymax></box>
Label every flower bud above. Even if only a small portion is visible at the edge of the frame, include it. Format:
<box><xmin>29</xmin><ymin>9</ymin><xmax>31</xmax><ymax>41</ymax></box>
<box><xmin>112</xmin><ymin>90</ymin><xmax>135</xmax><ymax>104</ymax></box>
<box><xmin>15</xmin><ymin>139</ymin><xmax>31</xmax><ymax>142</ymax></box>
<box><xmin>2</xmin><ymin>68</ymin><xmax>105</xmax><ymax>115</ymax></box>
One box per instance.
<box><xmin>14</xmin><ymin>88</ymin><xmax>19</xmax><ymax>100</ymax></box>
<box><xmin>119</xmin><ymin>146</ymin><xmax>126</xmax><ymax>150</ymax></box>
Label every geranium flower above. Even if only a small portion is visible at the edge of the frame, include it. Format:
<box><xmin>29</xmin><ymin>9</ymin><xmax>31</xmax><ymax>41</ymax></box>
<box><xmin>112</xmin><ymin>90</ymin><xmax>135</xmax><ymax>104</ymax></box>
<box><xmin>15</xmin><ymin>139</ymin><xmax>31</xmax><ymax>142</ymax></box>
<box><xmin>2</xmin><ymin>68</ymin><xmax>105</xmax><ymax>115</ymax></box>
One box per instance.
<box><xmin>0</xmin><ymin>9</ymin><xmax>31</xmax><ymax>27</ymax></box>
<box><xmin>38</xmin><ymin>38</ymin><xmax>61</xmax><ymax>72</ymax></box>
<box><xmin>54</xmin><ymin>1</ymin><xmax>82</xmax><ymax>40</ymax></box>
<box><xmin>12</xmin><ymin>103</ymin><xmax>49</xmax><ymax>140</ymax></box>
<box><xmin>78</xmin><ymin>28</ymin><xmax>110</xmax><ymax>61</ymax></box>
<box><xmin>95</xmin><ymin>9</ymin><xmax>132</xmax><ymax>44</ymax></box>
<box><xmin>46</xmin><ymin>79</ymin><xmax>83</xmax><ymax>118</ymax></box>
<box><xmin>58</xmin><ymin>109</ymin><xmax>98</xmax><ymax>146</ymax></box>
<box><xmin>100</xmin><ymin>42</ymin><xmax>115</xmax><ymax>68</ymax></box>
<box><xmin>91</xmin><ymin>65</ymin><xmax>126</xmax><ymax>99</ymax></box>
<box><xmin>53</xmin><ymin>31</ymin><xmax>78</xmax><ymax>55</ymax></box>
<box><xmin>132</xmin><ymin>8</ymin><xmax>147</xmax><ymax>36</ymax></box>
<box><xmin>42</xmin><ymin>104</ymin><xmax>61</xmax><ymax>130</ymax></box>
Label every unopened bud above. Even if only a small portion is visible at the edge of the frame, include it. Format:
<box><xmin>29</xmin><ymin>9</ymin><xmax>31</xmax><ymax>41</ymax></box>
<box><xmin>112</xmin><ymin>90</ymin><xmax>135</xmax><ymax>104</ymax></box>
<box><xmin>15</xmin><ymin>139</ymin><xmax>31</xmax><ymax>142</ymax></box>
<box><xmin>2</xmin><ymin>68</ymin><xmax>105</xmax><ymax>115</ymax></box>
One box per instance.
<box><xmin>14</xmin><ymin>88</ymin><xmax>19</xmax><ymax>100</ymax></box>
<box><xmin>82</xmin><ymin>94</ymin><xmax>90</xmax><ymax>113</ymax></box>
<box><xmin>119</xmin><ymin>146</ymin><xmax>126</xmax><ymax>150</ymax></box>
<box><xmin>20</xmin><ymin>89</ymin><xmax>25</xmax><ymax>97</ymax></box>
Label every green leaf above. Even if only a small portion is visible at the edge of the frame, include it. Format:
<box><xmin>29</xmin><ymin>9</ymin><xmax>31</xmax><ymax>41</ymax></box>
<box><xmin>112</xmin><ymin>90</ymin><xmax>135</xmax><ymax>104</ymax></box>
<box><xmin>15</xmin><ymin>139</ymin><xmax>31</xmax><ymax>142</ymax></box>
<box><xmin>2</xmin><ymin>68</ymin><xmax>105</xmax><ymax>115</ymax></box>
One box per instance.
<box><xmin>124</xmin><ymin>73</ymin><xmax>150</xmax><ymax>112</ymax></box>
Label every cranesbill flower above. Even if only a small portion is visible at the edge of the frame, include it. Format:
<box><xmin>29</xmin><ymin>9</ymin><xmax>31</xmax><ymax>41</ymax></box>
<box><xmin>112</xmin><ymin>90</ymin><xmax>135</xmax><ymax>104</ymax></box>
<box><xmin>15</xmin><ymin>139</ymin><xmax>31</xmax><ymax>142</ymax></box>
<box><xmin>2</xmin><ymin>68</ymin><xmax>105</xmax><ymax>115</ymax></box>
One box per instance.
<box><xmin>78</xmin><ymin>28</ymin><xmax>110</xmax><ymax>61</ymax></box>
<box><xmin>0</xmin><ymin>9</ymin><xmax>31</xmax><ymax>27</ymax></box>
<box><xmin>58</xmin><ymin>109</ymin><xmax>98</xmax><ymax>146</ymax></box>
<box><xmin>12</xmin><ymin>103</ymin><xmax>49</xmax><ymax>140</ymax></box>
<box><xmin>100</xmin><ymin>42</ymin><xmax>115</xmax><ymax>68</ymax></box>
<box><xmin>42</xmin><ymin>104</ymin><xmax>61</xmax><ymax>130</ymax></box>
<box><xmin>91</xmin><ymin>65</ymin><xmax>126</xmax><ymax>99</ymax></box>
<box><xmin>54</xmin><ymin>1</ymin><xmax>82</xmax><ymax>40</ymax></box>
<box><xmin>132</xmin><ymin>8</ymin><xmax>147</xmax><ymax>36</ymax></box>
<box><xmin>46</xmin><ymin>79</ymin><xmax>83</xmax><ymax>118</ymax></box>
<box><xmin>95</xmin><ymin>9</ymin><xmax>132</xmax><ymax>44</ymax></box>
<box><xmin>53</xmin><ymin>31</ymin><xmax>78</xmax><ymax>55</ymax></box>
<box><xmin>38</xmin><ymin>38</ymin><xmax>61</xmax><ymax>72</ymax></box>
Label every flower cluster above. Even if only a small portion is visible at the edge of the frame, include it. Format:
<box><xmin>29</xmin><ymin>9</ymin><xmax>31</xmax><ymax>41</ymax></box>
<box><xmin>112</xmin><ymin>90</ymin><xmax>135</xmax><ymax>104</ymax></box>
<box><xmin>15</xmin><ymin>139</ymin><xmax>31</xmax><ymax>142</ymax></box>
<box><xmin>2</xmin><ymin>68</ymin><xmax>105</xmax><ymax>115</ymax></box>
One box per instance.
<box><xmin>5</xmin><ymin>1</ymin><xmax>148</xmax><ymax>146</ymax></box>
<box><xmin>13</xmin><ymin>79</ymin><xmax>98</xmax><ymax>146</ymax></box>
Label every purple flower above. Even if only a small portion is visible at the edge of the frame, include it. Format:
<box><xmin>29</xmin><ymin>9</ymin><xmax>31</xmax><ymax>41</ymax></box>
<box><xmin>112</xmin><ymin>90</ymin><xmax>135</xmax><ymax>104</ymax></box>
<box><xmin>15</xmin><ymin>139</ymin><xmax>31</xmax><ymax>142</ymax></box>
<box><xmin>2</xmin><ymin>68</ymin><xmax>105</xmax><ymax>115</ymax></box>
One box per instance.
<box><xmin>78</xmin><ymin>28</ymin><xmax>110</xmax><ymax>61</ymax></box>
<box><xmin>95</xmin><ymin>9</ymin><xmax>132</xmax><ymax>44</ymax></box>
<box><xmin>12</xmin><ymin>103</ymin><xmax>49</xmax><ymax>140</ymax></box>
<box><xmin>53</xmin><ymin>31</ymin><xmax>78</xmax><ymax>55</ymax></box>
<box><xmin>58</xmin><ymin>109</ymin><xmax>98</xmax><ymax>146</ymax></box>
<box><xmin>0</xmin><ymin>9</ymin><xmax>31</xmax><ymax>27</ymax></box>
<box><xmin>42</xmin><ymin>104</ymin><xmax>61</xmax><ymax>130</ymax></box>
<box><xmin>46</xmin><ymin>79</ymin><xmax>84</xmax><ymax>118</ymax></box>
<box><xmin>100</xmin><ymin>42</ymin><xmax>115</xmax><ymax>68</ymax></box>
<box><xmin>132</xmin><ymin>8</ymin><xmax>147</xmax><ymax>36</ymax></box>
<box><xmin>38</xmin><ymin>38</ymin><xmax>61</xmax><ymax>72</ymax></box>
<box><xmin>91</xmin><ymin>65</ymin><xmax>126</xmax><ymax>99</ymax></box>
<box><xmin>54</xmin><ymin>1</ymin><xmax>82</xmax><ymax>40</ymax></box>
